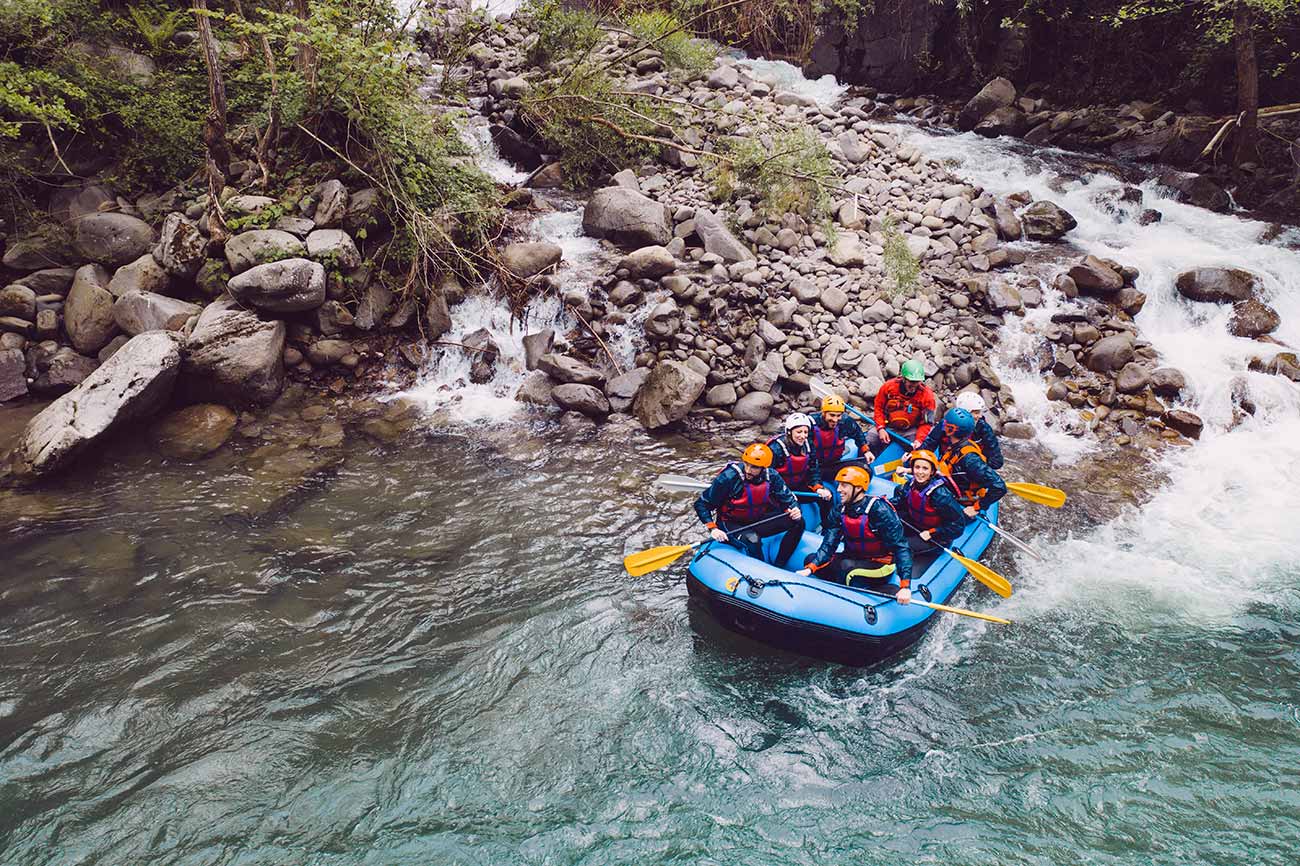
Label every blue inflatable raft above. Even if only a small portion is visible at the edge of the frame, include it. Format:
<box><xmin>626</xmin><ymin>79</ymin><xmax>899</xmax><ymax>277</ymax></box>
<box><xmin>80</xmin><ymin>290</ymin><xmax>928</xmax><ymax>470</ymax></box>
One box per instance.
<box><xmin>685</xmin><ymin>442</ymin><xmax>1000</xmax><ymax>667</ymax></box>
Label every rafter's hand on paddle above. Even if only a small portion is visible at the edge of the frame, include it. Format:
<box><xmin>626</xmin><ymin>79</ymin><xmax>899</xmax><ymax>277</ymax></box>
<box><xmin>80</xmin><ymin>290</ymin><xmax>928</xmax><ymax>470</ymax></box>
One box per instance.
<box><xmin>896</xmin><ymin>587</ymin><xmax>912</xmax><ymax>605</ymax></box>
<box><xmin>786</xmin><ymin>506</ymin><xmax>801</xmax><ymax>520</ymax></box>
<box><xmin>709</xmin><ymin>527</ymin><xmax>728</xmax><ymax>542</ymax></box>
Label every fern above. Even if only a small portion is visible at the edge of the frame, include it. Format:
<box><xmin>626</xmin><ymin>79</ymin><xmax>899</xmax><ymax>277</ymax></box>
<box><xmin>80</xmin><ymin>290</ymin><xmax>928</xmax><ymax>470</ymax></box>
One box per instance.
<box><xmin>127</xmin><ymin>5</ymin><xmax>188</xmax><ymax>54</ymax></box>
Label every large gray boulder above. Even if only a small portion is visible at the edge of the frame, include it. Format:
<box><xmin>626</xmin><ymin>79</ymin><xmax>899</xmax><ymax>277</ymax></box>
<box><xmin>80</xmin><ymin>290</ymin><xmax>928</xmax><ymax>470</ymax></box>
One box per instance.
<box><xmin>305</xmin><ymin>228</ymin><xmax>361</xmax><ymax>271</ymax></box>
<box><xmin>582</xmin><ymin>187</ymin><xmax>672</xmax><ymax>247</ymax></box>
<box><xmin>551</xmin><ymin>383</ymin><xmax>610</xmax><ymax>417</ymax></box>
<box><xmin>0</xmin><ymin>347</ymin><xmax>27</xmax><ymax>402</ymax></box>
<box><xmin>1021</xmin><ymin>201</ymin><xmax>1077</xmax><ymax>241</ymax></box>
<box><xmin>1229</xmin><ymin>298</ymin><xmax>1280</xmax><ymax>337</ymax></box>
<box><xmin>500</xmin><ymin>242</ymin><xmax>562</xmax><ymax>278</ymax></box>
<box><xmin>1175</xmin><ymin>268</ymin><xmax>1256</xmax><ymax>304</ymax></box>
<box><xmin>538</xmin><ymin>352</ymin><xmax>604</xmax><ymax>386</ymax></box>
<box><xmin>14</xmin><ymin>267</ymin><xmax>77</xmax><ymax>295</ymax></box>
<box><xmin>633</xmin><ymin>359</ymin><xmax>705</xmax><ymax>429</ymax></box>
<box><xmin>732</xmin><ymin>391</ymin><xmax>775</xmax><ymax>422</ymax></box>
<box><xmin>1086</xmin><ymin>333</ymin><xmax>1136</xmax><ymax>373</ymax></box>
<box><xmin>64</xmin><ymin>264</ymin><xmax>120</xmax><ymax>354</ymax></box>
<box><xmin>311</xmin><ymin>179</ymin><xmax>349</xmax><ymax>228</ymax></box>
<box><xmin>1067</xmin><ymin>256</ymin><xmax>1124</xmax><ymax>294</ymax></box>
<box><xmin>227</xmin><ymin>258</ymin><xmax>326</xmax><ymax>312</ymax></box>
<box><xmin>618</xmin><ymin>246</ymin><xmax>676</xmax><ymax>279</ymax></box>
<box><xmin>2</xmin><ymin>226</ymin><xmax>76</xmax><ymax>270</ymax></box>
<box><xmin>153</xmin><ymin>212</ymin><xmax>208</xmax><ymax>278</ymax></box>
<box><xmin>224</xmin><ymin>229</ymin><xmax>306</xmax><ymax>274</ymax></box>
<box><xmin>693</xmin><ymin>209</ymin><xmax>754</xmax><ymax>262</ymax></box>
<box><xmin>73</xmin><ymin>213</ymin><xmax>156</xmax><ymax>267</ymax></box>
<box><xmin>182</xmin><ymin>297</ymin><xmax>286</xmax><ymax>405</ymax></box>
<box><xmin>605</xmin><ymin>366</ymin><xmax>650</xmax><ymax>412</ymax></box>
<box><xmin>425</xmin><ymin>291</ymin><xmax>452</xmax><ymax>340</ymax></box>
<box><xmin>0</xmin><ymin>285</ymin><xmax>36</xmax><ymax>320</ymax></box>
<box><xmin>113</xmin><ymin>291</ymin><xmax>200</xmax><ymax>336</ymax></box>
<box><xmin>107</xmin><ymin>253</ymin><xmax>171</xmax><ymax>298</ymax></box>
<box><xmin>15</xmin><ymin>332</ymin><xmax>181</xmax><ymax>478</ymax></box>
<box><xmin>957</xmin><ymin>77</ymin><xmax>1016</xmax><ymax>132</ymax></box>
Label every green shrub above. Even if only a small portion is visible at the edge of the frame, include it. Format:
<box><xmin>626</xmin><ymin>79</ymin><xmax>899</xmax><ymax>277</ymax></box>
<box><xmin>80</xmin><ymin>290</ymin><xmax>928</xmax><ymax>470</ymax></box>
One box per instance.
<box><xmin>881</xmin><ymin>215</ymin><xmax>919</xmax><ymax>295</ymax></box>
<box><xmin>626</xmin><ymin>9</ymin><xmax>715</xmax><ymax>74</ymax></box>
<box><xmin>523</xmin><ymin>0</ymin><xmax>602</xmax><ymax>67</ymax></box>
<box><xmin>709</xmin><ymin>125</ymin><xmax>837</xmax><ymax>221</ymax></box>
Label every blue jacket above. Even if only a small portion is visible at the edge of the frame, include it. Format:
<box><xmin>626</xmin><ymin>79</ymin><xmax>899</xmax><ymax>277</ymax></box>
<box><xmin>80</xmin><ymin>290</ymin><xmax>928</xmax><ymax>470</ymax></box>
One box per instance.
<box><xmin>945</xmin><ymin>450</ymin><xmax>1007</xmax><ymax>510</ymax></box>
<box><xmin>809</xmin><ymin>494</ymin><xmax>913</xmax><ymax>586</ymax></box>
<box><xmin>889</xmin><ymin>476</ymin><xmax>970</xmax><ymax>548</ymax></box>
<box><xmin>769</xmin><ymin>433</ymin><xmax>821</xmax><ymax>491</ymax></box>
<box><xmin>920</xmin><ymin>417</ymin><xmax>1004</xmax><ymax>470</ymax></box>
<box><xmin>694</xmin><ymin>463</ymin><xmax>797</xmax><ymax>526</ymax></box>
<box><xmin>809</xmin><ymin>411</ymin><xmax>868</xmax><ymax>476</ymax></box>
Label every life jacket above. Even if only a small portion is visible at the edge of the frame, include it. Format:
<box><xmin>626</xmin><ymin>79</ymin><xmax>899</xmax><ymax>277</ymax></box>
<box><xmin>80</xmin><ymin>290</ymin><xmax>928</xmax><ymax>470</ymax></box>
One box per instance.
<box><xmin>769</xmin><ymin>434</ymin><xmax>812</xmax><ymax>490</ymax></box>
<box><xmin>906</xmin><ymin>476</ymin><xmax>957</xmax><ymax>530</ymax></box>
<box><xmin>939</xmin><ymin>440</ymin><xmax>988</xmax><ymax>507</ymax></box>
<box><xmin>840</xmin><ymin>496</ymin><xmax>895</xmax><ymax>562</ymax></box>
<box><xmin>717</xmin><ymin>463</ymin><xmax>773</xmax><ymax>524</ymax></box>
<box><xmin>880</xmin><ymin>379</ymin><xmax>927</xmax><ymax>429</ymax></box>
<box><xmin>811</xmin><ymin>417</ymin><xmax>847</xmax><ymax>466</ymax></box>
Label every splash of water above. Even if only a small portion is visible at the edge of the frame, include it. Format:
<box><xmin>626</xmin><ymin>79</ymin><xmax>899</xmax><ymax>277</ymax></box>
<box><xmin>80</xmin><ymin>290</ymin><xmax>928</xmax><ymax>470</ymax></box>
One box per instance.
<box><xmin>734</xmin><ymin>56</ymin><xmax>848</xmax><ymax>105</ymax></box>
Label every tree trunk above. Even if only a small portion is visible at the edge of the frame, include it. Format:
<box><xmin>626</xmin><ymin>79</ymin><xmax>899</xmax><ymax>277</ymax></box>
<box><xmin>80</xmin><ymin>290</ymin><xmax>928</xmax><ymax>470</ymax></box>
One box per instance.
<box><xmin>1233</xmin><ymin>1</ymin><xmax>1260</xmax><ymax>166</ymax></box>
<box><xmin>194</xmin><ymin>0</ymin><xmax>231</xmax><ymax>242</ymax></box>
<box><xmin>294</xmin><ymin>0</ymin><xmax>317</xmax><ymax>92</ymax></box>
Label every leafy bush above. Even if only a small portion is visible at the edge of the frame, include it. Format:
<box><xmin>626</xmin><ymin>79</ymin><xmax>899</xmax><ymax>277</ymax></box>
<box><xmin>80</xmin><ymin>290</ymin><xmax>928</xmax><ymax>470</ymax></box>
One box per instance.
<box><xmin>881</xmin><ymin>215</ymin><xmax>919</xmax><ymax>295</ymax></box>
<box><xmin>625</xmin><ymin>9</ymin><xmax>715</xmax><ymax>74</ymax></box>
<box><xmin>523</xmin><ymin>0</ymin><xmax>602</xmax><ymax>67</ymax></box>
<box><xmin>709</xmin><ymin>125</ymin><xmax>837</xmax><ymax>221</ymax></box>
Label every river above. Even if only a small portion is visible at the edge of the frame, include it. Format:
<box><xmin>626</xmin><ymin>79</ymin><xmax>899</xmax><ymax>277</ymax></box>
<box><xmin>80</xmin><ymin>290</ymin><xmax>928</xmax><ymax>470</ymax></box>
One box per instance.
<box><xmin>4</xmin><ymin>25</ymin><xmax>1300</xmax><ymax>866</ymax></box>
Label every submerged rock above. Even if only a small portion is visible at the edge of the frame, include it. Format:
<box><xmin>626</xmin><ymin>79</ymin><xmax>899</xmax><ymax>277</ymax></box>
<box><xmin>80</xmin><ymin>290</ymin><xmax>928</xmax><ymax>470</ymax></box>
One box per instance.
<box><xmin>1229</xmin><ymin>298</ymin><xmax>1280</xmax><ymax>337</ymax></box>
<box><xmin>149</xmin><ymin>403</ymin><xmax>237</xmax><ymax>459</ymax></box>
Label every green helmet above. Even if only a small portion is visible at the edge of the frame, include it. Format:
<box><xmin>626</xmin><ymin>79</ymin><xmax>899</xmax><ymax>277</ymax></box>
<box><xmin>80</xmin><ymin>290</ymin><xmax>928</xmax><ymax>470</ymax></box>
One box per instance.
<box><xmin>901</xmin><ymin>359</ymin><xmax>925</xmax><ymax>382</ymax></box>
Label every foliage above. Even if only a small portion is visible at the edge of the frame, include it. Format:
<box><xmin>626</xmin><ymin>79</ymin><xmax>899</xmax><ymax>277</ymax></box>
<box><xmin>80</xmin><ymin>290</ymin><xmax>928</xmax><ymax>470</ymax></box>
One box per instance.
<box><xmin>127</xmin><ymin>4</ymin><xmax>189</xmax><ymax>53</ymax></box>
<box><xmin>880</xmin><ymin>215</ymin><xmax>919</xmax><ymax>295</ymax></box>
<box><xmin>0</xmin><ymin>62</ymin><xmax>86</xmax><ymax>140</ymax></box>
<box><xmin>625</xmin><ymin>9</ymin><xmax>716</xmax><ymax>74</ymax></box>
<box><xmin>522</xmin><ymin>70</ymin><xmax>669</xmax><ymax>185</ymax></box>
<box><xmin>523</xmin><ymin>0</ymin><xmax>602</xmax><ymax>66</ymax></box>
<box><xmin>709</xmin><ymin>125</ymin><xmax>837</xmax><ymax>221</ymax></box>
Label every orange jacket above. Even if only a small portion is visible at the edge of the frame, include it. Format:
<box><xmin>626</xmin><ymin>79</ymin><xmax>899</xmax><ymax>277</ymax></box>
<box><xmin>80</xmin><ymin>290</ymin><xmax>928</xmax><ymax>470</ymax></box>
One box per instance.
<box><xmin>872</xmin><ymin>377</ymin><xmax>937</xmax><ymax>442</ymax></box>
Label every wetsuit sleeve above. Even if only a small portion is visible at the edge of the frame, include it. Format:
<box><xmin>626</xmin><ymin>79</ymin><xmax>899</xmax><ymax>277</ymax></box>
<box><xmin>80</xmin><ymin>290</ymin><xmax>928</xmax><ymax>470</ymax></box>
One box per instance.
<box><xmin>769</xmin><ymin>470</ymin><xmax>797</xmax><ymax>510</ymax></box>
<box><xmin>917</xmin><ymin>424</ymin><xmax>942</xmax><ymax>455</ymax></box>
<box><xmin>807</xmin><ymin>441</ymin><xmax>822</xmax><ymax>486</ymax></box>
<box><xmin>976</xmin><ymin>418</ymin><xmax>1005</xmax><ymax>470</ymax></box>
<box><xmin>841</xmin><ymin>416</ymin><xmax>867</xmax><ymax>450</ymax></box>
<box><xmin>888</xmin><ymin>482</ymin><xmax>908</xmax><ymax>514</ymax></box>
<box><xmin>963</xmin><ymin>454</ymin><xmax>1007</xmax><ymax>507</ymax></box>
<box><xmin>930</xmin><ymin>483</ymin><xmax>971</xmax><ymax>548</ymax></box>
<box><xmin>874</xmin><ymin>500</ymin><xmax>912</xmax><ymax>588</ymax></box>
<box><xmin>769</xmin><ymin>439</ymin><xmax>788</xmax><ymax>471</ymax></box>
<box><xmin>810</xmin><ymin>495</ymin><xmax>843</xmax><ymax>567</ymax></box>
<box><xmin>694</xmin><ymin>466</ymin><xmax>736</xmax><ymax>525</ymax></box>
<box><xmin>914</xmin><ymin>387</ymin><xmax>938</xmax><ymax>444</ymax></box>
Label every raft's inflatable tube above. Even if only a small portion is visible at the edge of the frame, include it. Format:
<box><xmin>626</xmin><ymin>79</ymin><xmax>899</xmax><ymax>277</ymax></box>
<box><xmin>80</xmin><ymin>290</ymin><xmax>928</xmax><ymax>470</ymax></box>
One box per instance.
<box><xmin>686</xmin><ymin>442</ymin><xmax>1000</xmax><ymax>667</ymax></box>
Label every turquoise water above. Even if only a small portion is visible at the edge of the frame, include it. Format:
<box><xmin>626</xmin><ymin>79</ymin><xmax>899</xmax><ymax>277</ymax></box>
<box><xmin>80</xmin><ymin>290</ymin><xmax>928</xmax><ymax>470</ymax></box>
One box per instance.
<box><xmin>2</xmin><ymin>415</ymin><xmax>1298</xmax><ymax>865</ymax></box>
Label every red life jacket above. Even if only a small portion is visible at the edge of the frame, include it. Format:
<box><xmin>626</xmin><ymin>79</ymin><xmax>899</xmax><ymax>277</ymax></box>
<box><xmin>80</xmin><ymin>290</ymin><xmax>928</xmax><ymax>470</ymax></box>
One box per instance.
<box><xmin>717</xmin><ymin>463</ymin><xmax>773</xmax><ymax>524</ymax></box>
<box><xmin>907</xmin><ymin>476</ymin><xmax>955</xmax><ymax>530</ymax></box>
<box><xmin>811</xmin><ymin>418</ymin><xmax>847</xmax><ymax>466</ymax></box>
<box><xmin>878</xmin><ymin>378</ymin><xmax>932</xmax><ymax>429</ymax></box>
<box><xmin>939</xmin><ymin>440</ymin><xmax>988</xmax><ymax>506</ymax></box>
<box><xmin>841</xmin><ymin>496</ymin><xmax>895</xmax><ymax>562</ymax></box>
<box><xmin>769</xmin><ymin>434</ymin><xmax>812</xmax><ymax>490</ymax></box>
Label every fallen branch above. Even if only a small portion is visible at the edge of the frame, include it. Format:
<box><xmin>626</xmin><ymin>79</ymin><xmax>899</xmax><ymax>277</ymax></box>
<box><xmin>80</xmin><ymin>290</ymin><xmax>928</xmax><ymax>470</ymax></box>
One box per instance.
<box><xmin>566</xmin><ymin>303</ymin><xmax>624</xmax><ymax>376</ymax></box>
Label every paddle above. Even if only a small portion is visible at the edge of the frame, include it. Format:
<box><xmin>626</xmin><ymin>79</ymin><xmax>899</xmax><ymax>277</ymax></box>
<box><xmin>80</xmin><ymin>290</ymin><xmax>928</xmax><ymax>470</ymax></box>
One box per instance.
<box><xmin>1006</xmin><ymin>481</ymin><xmax>1067</xmax><ymax>508</ymax></box>
<box><xmin>978</xmin><ymin>516</ymin><xmax>1044</xmax><ymax>560</ymax></box>
<box><xmin>624</xmin><ymin>512</ymin><xmax>792</xmax><ymax>577</ymax></box>
<box><xmin>655</xmin><ymin>474</ymin><xmax>822</xmax><ymax>501</ymax></box>
<box><xmin>897</xmin><ymin>516</ymin><xmax>1013</xmax><ymax>598</ymax></box>
<box><xmin>808</xmin><ymin>376</ymin><xmax>914</xmax><ymax>450</ymax></box>
<box><xmin>859</xmin><ymin>589</ymin><xmax>1012</xmax><ymax>625</ymax></box>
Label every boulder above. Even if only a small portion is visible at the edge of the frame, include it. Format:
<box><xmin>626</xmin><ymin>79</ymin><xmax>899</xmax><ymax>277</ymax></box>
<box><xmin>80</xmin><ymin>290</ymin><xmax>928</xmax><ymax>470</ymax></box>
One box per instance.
<box><xmin>305</xmin><ymin>229</ymin><xmax>362</xmax><ymax>271</ymax></box>
<box><xmin>1163</xmin><ymin>408</ymin><xmax>1204</xmax><ymax>439</ymax></box>
<box><xmin>113</xmin><ymin>291</ymin><xmax>200</xmax><ymax>335</ymax></box>
<box><xmin>633</xmin><ymin>359</ymin><xmax>706</xmax><ymax>429</ymax></box>
<box><xmin>353</xmin><ymin>282</ymin><xmax>393</xmax><ymax>331</ymax></box>
<box><xmin>31</xmin><ymin>347</ymin><xmax>99</xmax><ymax>394</ymax></box>
<box><xmin>1020</xmin><ymin>201</ymin><xmax>1077</xmax><ymax>241</ymax></box>
<box><xmin>992</xmin><ymin>198</ymin><xmax>1022</xmax><ymax>239</ymax></box>
<box><xmin>957</xmin><ymin>77</ymin><xmax>1017</xmax><ymax>132</ymax></box>
<box><xmin>693</xmin><ymin>209</ymin><xmax>754</xmax><ymax>262</ymax></box>
<box><xmin>1157</xmin><ymin>170</ymin><xmax>1230</xmax><ymax>212</ymax></box>
<box><xmin>1086</xmin><ymin>333</ymin><xmax>1135</xmax><ymax>373</ymax></box>
<box><xmin>490</xmin><ymin>125</ymin><xmax>543</xmax><ymax>170</ymax></box>
<box><xmin>73</xmin><ymin>213</ymin><xmax>155</xmax><ymax>267</ymax></box>
<box><xmin>311</xmin><ymin>179</ymin><xmax>349</xmax><ymax>228</ymax></box>
<box><xmin>227</xmin><ymin>258</ymin><xmax>327</xmax><ymax>312</ymax></box>
<box><xmin>343</xmin><ymin>187</ymin><xmax>389</xmax><ymax>236</ymax></box>
<box><xmin>706</xmin><ymin>65</ymin><xmax>739</xmax><ymax>89</ymax></box>
<box><xmin>973</xmin><ymin>106</ymin><xmax>1028</xmax><ymax>138</ymax></box>
<box><xmin>1265</xmin><ymin>352</ymin><xmax>1300</xmax><ymax>382</ymax></box>
<box><xmin>15</xmin><ymin>332</ymin><xmax>181</xmax><ymax>478</ymax></box>
<box><xmin>538</xmin><ymin>352</ymin><xmax>604</xmax><ymax>386</ymax></box>
<box><xmin>551</xmin><ymin>383</ymin><xmax>610</xmax><ymax>417</ymax></box>
<box><xmin>2</xmin><ymin>226</ymin><xmax>75</xmax><ymax>271</ymax></box>
<box><xmin>14</xmin><ymin>267</ymin><xmax>76</xmax><ymax>295</ymax></box>
<box><xmin>618</xmin><ymin>245</ymin><xmax>676</xmax><ymax>279</ymax></box>
<box><xmin>732</xmin><ymin>391</ymin><xmax>774</xmax><ymax>423</ymax></box>
<box><xmin>0</xmin><ymin>347</ymin><xmax>27</xmax><ymax>402</ymax></box>
<box><xmin>153</xmin><ymin>212</ymin><xmax>209</xmax><ymax>278</ymax></box>
<box><xmin>704</xmin><ymin>382</ymin><xmax>738</xmax><ymax>408</ymax></box>
<box><xmin>1175</xmin><ymin>268</ymin><xmax>1256</xmax><ymax>304</ymax></box>
<box><xmin>836</xmin><ymin>131</ymin><xmax>871</xmax><ymax>164</ymax></box>
<box><xmin>516</xmin><ymin>370</ymin><xmax>555</xmax><ymax>406</ymax></box>
<box><xmin>501</xmin><ymin>241</ymin><xmax>562</xmax><ymax>278</ymax></box>
<box><xmin>149</xmin><ymin>403</ymin><xmax>237</xmax><ymax>459</ymax></box>
<box><xmin>182</xmin><ymin>297</ymin><xmax>286</xmax><ymax>405</ymax></box>
<box><xmin>1115</xmin><ymin>362</ymin><xmax>1150</xmax><ymax>393</ymax></box>
<box><xmin>582</xmin><ymin>187</ymin><xmax>673</xmax><ymax>247</ymax></box>
<box><xmin>0</xmin><ymin>284</ymin><xmax>37</xmax><ymax>320</ymax></box>
<box><xmin>50</xmin><ymin>183</ymin><xmax>115</xmax><ymax>224</ymax></box>
<box><xmin>1150</xmin><ymin>367</ymin><xmax>1186</xmax><ymax>398</ymax></box>
<box><xmin>306</xmin><ymin>339</ymin><xmax>353</xmax><ymax>365</ymax></box>
<box><xmin>522</xmin><ymin>329</ymin><xmax>555</xmax><ymax>370</ymax></box>
<box><xmin>986</xmin><ymin>277</ymin><xmax>1024</xmax><ymax>313</ymax></box>
<box><xmin>1114</xmin><ymin>287</ymin><xmax>1147</xmax><ymax>316</ymax></box>
<box><xmin>107</xmin><ymin>253</ymin><xmax>172</xmax><ymax>298</ymax></box>
<box><xmin>425</xmin><ymin>290</ymin><xmax>453</xmax><ymax>341</ymax></box>
<box><xmin>224</xmin><ymin>229</ymin><xmax>306</xmax><ymax>274</ymax></box>
<box><xmin>605</xmin><ymin>366</ymin><xmax>650</xmax><ymax>412</ymax></box>
<box><xmin>863</xmin><ymin>299</ymin><xmax>895</xmax><ymax>323</ymax></box>
<box><xmin>462</xmin><ymin>328</ymin><xmax>499</xmax><ymax>384</ymax></box>
<box><xmin>1229</xmin><ymin>298</ymin><xmax>1280</xmax><ymax>337</ymax></box>
<box><xmin>64</xmin><ymin>264</ymin><xmax>120</xmax><ymax>354</ymax></box>
<box><xmin>827</xmin><ymin>233</ymin><xmax>866</xmax><ymax>267</ymax></box>
<box><xmin>1068</xmin><ymin>256</ymin><xmax>1124</xmax><ymax>294</ymax></box>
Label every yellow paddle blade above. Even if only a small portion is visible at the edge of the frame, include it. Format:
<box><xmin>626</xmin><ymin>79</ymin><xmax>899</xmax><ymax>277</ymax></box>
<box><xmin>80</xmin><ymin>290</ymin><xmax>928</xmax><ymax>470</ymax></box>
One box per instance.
<box><xmin>1007</xmin><ymin>482</ymin><xmax>1067</xmax><ymax>508</ymax></box>
<box><xmin>913</xmin><ymin>598</ymin><xmax>1012</xmax><ymax>625</ymax></box>
<box><xmin>874</xmin><ymin>457</ymin><xmax>904</xmax><ymax>475</ymax></box>
<box><xmin>948</xmin><ymin>549</ymin><xmax>1013</xmax><ymax>598</ymax></box>
<box><xmin>624</xmin><ymin>544</ymin><xmax>694</xmax><ymax>577</ymax></box>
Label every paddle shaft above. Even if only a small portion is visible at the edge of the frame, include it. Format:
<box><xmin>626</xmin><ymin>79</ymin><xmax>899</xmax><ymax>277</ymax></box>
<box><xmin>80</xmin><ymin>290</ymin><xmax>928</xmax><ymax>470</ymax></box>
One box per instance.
<box><xmin>978</xmin><ymin>516</ymin><xmax>1043</xmax><ymax>560</ymax></box>
<box><xmin>859</xmin><ymin>589</ymin><xmax>1012</xmax><ymax>625</ymax></box>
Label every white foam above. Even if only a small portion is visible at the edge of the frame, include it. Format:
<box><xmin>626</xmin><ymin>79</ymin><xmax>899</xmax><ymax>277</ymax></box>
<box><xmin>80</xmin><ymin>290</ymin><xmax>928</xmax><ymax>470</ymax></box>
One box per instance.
<box><xmin>460</xmin><ymin>118</ymin><xmax>529</xmax><ymax>186</ymax></box>
<box><xmin>736</xmin><ymin>57</ymin><xmax>847</xmax><ymax>105</ymax></box>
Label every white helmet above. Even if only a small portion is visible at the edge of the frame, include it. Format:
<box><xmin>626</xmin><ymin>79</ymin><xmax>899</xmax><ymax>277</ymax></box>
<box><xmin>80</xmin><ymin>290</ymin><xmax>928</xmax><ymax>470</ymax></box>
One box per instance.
<box><xmin>784</xmin><ymin>412</ymin><xmax>814</xmax><ymax>432</ymax></box>
<box><xmin>954</xmin><ymin>391</ymin><xmax>987</xmax><ymax>414</ymax></box>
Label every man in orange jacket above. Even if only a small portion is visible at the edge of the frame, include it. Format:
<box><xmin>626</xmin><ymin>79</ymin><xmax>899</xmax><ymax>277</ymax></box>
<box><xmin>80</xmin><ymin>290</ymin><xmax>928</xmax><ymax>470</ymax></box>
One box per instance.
<box><xmin>867</xmin><ymin>358</ymin><xmax>936</xmax><ymax>454</ymax></box>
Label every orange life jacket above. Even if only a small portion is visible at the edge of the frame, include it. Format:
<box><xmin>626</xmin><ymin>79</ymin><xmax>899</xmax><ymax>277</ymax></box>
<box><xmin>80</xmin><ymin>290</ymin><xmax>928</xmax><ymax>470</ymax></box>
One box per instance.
<box><xmin>939</xmin><ymin>440</ymin><xmax>988</xmax><ymax>506</ymax></box>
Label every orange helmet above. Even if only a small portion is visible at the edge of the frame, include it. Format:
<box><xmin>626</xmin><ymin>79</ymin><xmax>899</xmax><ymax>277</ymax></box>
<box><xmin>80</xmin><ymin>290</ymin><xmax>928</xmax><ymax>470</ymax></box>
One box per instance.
<box><xmin>834</xmin><ymin>465</ymin><xmax>872</xmax><ymax>490</ymax></box>
<box><xmin>909</xmin><ymin>449</ymin><xmax>941</xmax><ymax>472</ymax></box>
<box><xmin>821</xmin><ymin>394</ymin><xmax>846</xmax><ymax>413</ymax></box>
<box><xmin>741</xmin><ymin>442</ymin><xmax>773</xmax><ymax>468</ymax></box>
